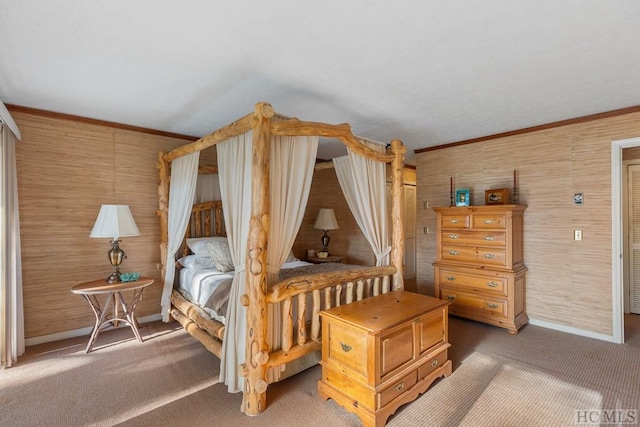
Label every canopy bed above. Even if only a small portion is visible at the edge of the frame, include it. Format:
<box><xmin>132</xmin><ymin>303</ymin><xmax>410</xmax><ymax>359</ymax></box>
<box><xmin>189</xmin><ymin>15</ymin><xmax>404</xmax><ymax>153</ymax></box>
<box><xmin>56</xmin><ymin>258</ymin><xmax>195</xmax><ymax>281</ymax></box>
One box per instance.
<box><xmin>157</xmin><ymin>102</ymin><xmax>406</xmax><ymax>415</ymax></box>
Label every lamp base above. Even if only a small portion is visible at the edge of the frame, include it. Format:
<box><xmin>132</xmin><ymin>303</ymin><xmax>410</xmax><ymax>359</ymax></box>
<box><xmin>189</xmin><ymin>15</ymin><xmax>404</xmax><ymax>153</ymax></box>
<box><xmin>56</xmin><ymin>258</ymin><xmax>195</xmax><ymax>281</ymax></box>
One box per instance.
<box><xmin>105</xmin><ymin>240</ymin><xmax>126</xmax><ymax>283</ymax></box>
<box><xmin>106</xmin><ymin>269</ymin><xmax>121</xmax><ymax>283</ymax></box>
<box><xmin>321</xmin><ymin>230</ymin><xmax>330</xmax><ymax>255</ymax></box>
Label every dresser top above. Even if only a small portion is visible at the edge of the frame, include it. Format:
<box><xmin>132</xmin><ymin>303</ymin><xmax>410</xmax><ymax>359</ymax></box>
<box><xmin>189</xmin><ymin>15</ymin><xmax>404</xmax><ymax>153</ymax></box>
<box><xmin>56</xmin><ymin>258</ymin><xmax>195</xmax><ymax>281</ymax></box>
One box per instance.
<box><xmin>320</xmin><ymin>291</ymin><xmax>448</xmax><ymax>333</ymax></box>
<box><xmin>433</xmin><ymin>204</ymin><xmax>527</xmax><ymax>213</ymax></box>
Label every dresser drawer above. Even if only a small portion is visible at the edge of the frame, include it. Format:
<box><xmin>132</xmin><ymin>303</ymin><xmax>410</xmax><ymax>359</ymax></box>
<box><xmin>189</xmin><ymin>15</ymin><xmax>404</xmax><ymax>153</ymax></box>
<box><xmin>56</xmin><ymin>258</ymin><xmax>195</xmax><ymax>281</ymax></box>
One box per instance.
<box><xmin>378</xmin><ymin>369</ymin><xmax>417</xmax><ymax>409</ymax></box>
<box><xmin>440</xmin><ymin>214</ymin><xmax>470</xmax><ymax>229</ymax></box>
<box><xmin>441</xmin><ymin>245</ymin><xmax>507</xmax><ymax>267</ymax></box>
<box><xmin>441</xmin><ymin>230</ymin><xmax>506</xmax><ymax>246</ymax></box>
<box><xmin>472</xmin><ymin>214</ymin><xmax>507</xmax><ymax>229</ymax></box>
<box><xmin>418</xmin><ymin>350</ymin><xmax>448</xmax><ymax>381</ymax></box>
<box><xmin>440</xmin><ymin>287</ymin><xmax>508</xmax><ymax>318</ymax></box>
<box><xmin>438</xmin><ymin>269</ymin><xmax>507</xmax><ymax>296</ymax></box>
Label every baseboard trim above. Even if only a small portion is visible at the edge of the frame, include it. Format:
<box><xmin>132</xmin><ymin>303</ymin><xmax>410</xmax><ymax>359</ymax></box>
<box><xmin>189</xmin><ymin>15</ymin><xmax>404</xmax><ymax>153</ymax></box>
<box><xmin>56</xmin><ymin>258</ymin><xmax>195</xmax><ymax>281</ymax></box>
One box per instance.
<box><xmin>528</xmin><ymin>317</ymin><xmax>616</xmax><ymax>343</ymax></box>
<box><xmin>25</xmin><ymin>313</ymin><xmax>163</xmax><ymax>347</ymax></box>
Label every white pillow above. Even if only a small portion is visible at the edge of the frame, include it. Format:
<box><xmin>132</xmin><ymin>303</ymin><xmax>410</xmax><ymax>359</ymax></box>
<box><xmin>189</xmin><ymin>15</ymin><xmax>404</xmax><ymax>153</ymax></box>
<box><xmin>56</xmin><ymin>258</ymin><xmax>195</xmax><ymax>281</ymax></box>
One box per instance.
<box><xmin>186</xmin><ymin>236</ymin><xmax>228</xmax><ymax>257</ymax></box>
<box><xmin>204</xmin><ymin>239</ymin><xmax>234</xmax><ymax>272</ymax></box>
<box><xmin>178</xmin><ymin>254</ymin><xmax>215</xmax><ymax>270</ymax></box>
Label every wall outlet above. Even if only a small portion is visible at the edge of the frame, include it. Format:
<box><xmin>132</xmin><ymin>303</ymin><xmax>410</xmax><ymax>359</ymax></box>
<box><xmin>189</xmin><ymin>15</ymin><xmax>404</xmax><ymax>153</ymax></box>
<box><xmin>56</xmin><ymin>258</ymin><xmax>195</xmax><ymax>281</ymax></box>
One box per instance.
<box><xmin>423</xmin><ymin>201</ymin><xmax>429</xmax><ymax>209</ymax></box>
<box><xmin>574</xmin><ymin>230</ymin><xmax>583</xmax><ymax>241</ymax></box>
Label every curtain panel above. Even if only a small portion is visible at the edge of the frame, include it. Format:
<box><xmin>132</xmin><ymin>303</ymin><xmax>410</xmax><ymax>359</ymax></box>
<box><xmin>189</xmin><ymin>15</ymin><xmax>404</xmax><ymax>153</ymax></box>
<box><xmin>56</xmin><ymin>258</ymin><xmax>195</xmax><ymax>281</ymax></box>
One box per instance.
<box><xmin>0</xmin><ymin>124</ymin><xmax>24</xmax><ymax>368</ymax></box>
<box><xmin>160</xmin><ymin>152</ymin><xmax>200</xmax><ymax>322</ymax></box>
<box><xmin>333</xmin><ymin>141</ymin><xmax>390</xmax><ymax>266</ymax></box>
<box><xmin>217</xmin><ymin>131</ymin><xmax>253</xmax><ymax>393</ymax></box>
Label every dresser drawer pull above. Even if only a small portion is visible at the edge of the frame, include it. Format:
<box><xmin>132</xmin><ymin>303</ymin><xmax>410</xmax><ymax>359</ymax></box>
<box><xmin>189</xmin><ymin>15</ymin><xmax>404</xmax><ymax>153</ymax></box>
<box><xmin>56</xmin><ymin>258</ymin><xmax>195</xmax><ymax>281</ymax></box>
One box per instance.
<box><xmin>487</xmin><ymin>282</ymin><xmax>499</xmax><ymax>287</ymax></box>
<box><xmin>431</xmin><ymin>359</ymin><xmax>439</xmax><ymax>367</ymax></box>
<box><xmin>449</xmin><ymin>219</ymin><xmax>459</xmax><ymax>224</ymax></box>
<box><xmin>487</xmin><ymin>303</ymin><xmax>499</xmax><ymax>309</ymax></box>
<box><xmin>446</xmin><ymin>295</ymin><xmax>457</xmax><ymax>301</ymax></box>
<box><xmin>395</xmin><ymin>382</ymin><xmax>405</xmax><ymax>392</ymax></box>
<box><xmin>483</xmin><ymin>219</ymin><xmax>494</xmax><ymax>224</ymax></box>
<box><xmin>339</xmin><ymin>342</ymin><xmax>352</xmax><ymax>353</ymax></box>
<box><xmin>484</xmin><ymin>236</ymin><xmax>495</xmax><ymax>241</ymax></box>
<box><xmin>448</xmin><ymin>250</ymin><xmax>459</xmax><ymax>255</ymax></box>
<box><xmin>484</xmin><ymin>254</ymin><xmax>496</xmax><ymax>259</ymax></box>
<box><xmin>446</xmin><ymin>275</ymin><xmax>456</xmax><ymax>281</ymax></box>
<box><xmin>449</xmin><ymin>234</ymin><xmax>459</xmax><ymax>239</ymax></box>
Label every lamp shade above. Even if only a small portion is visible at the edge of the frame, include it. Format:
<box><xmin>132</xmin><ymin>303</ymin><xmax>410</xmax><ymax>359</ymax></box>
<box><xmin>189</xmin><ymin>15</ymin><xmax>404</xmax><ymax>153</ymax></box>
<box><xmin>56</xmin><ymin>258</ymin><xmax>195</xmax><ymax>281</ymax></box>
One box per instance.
<box><xmin>314</xmin><ymin>208</ymin><xmax>339</xmax><ymax>230</ymax></box>
<box><xmin>90</xmin><ymin>205</ymin><xmax>140</xmax><ymax>240</ymax></box>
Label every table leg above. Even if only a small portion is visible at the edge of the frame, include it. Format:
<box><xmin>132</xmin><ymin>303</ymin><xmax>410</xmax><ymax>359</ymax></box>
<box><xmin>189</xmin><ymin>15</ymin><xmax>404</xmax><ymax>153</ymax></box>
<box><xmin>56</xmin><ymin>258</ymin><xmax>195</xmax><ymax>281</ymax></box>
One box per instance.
<box><xmin>83</xmin><ymin>293</ymin><xmax>112</xmax><ymax>353</ymax></box>
<box><xmin>116</xmin><ymin>289</ymin><xmax>145</xmax><ymax>343</ymax></box>
<box><xmin>113</xmin><ymin>292</ymin><xmax>119</xmax><ymax>328</ymax></box>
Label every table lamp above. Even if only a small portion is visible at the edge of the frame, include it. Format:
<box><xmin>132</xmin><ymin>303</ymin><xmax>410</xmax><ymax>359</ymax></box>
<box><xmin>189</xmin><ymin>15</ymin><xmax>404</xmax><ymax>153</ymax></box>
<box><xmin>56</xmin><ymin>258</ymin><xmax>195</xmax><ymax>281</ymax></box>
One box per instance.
<box><xmin>90</xmin><ymin>205</ymin><xmax>140</xmax><ymax>283</ymax></box>
<box><xmin>314</xmin><ymin>208</ymin><xmax>339</xmax><ymax>255</ymax></box>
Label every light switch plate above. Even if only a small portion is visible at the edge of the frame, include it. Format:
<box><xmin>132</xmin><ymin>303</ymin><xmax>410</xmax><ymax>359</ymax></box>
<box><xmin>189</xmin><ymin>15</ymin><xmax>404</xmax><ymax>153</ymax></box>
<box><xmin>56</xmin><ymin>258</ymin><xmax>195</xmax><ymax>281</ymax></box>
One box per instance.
<box><xmin>574</xmin><ymin>230</ymin><xmax>583</xmax><ymax>241</ymax></box>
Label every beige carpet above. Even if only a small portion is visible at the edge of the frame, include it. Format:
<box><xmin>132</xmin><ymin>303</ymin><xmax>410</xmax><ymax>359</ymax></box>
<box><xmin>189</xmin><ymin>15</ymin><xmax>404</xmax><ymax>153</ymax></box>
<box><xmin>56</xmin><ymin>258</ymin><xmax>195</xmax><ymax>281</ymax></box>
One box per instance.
<box><xmin>2</xmin><ymin>315</ymin><xmax>640</xmax><ymax>427</ymax></box>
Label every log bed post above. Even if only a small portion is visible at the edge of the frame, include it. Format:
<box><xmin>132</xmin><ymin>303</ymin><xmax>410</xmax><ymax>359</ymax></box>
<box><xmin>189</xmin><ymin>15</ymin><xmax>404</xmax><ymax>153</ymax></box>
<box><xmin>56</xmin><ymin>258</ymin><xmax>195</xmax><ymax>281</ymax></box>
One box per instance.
<box><xmin>241</xmin><ymin>102</ymin><xmax>274</xmax><ymax>415</ymax></box>
<box><xmin>157</xmin><ymin>151</ymin><xmax>170</xmax><ymax>278</ymax></box>
<box><xmin>390</xmin><ymin>139</ymin><xmax>406</xmax><ymax>290</ymax></box>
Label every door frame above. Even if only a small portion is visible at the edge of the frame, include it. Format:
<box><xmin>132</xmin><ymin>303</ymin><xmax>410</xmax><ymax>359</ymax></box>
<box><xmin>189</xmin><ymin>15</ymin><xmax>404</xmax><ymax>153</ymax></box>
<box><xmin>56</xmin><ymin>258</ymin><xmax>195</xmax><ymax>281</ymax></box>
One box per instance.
<box><xmin>612</xmin><ymin>136</ymin><xmax>640</xmax><ymax>343</ymax></box>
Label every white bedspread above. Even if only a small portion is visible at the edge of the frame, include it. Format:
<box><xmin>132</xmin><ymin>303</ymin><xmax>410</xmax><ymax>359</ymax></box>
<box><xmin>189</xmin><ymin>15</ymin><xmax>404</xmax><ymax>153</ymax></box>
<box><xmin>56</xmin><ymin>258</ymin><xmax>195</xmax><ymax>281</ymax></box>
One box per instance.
<box><xmin>178</xmin><ymin>260</ymin><xmax>313</xmax><ymax>324</ymax></box>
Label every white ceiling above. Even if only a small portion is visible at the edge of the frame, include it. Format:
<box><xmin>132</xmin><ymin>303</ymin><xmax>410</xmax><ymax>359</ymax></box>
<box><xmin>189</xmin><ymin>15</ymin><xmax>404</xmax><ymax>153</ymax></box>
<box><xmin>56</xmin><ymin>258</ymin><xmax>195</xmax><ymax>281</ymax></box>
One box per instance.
<box><xmin>1</xmin><ymin>1</ymin><xmax>639</xmax><ymax>165</ymax></box>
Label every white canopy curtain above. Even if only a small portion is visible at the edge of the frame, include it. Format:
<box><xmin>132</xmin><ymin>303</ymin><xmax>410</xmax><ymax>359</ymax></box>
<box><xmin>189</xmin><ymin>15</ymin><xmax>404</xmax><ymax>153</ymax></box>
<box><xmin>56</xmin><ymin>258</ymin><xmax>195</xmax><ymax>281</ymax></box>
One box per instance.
<box><xmin>266</xmin><ymin>135</ymin><xmax>318</xmax><ymax>380</ymax></box>
<box><xmin>0</xmin><ymin>124</ymin><xmax>24</xmax><ymax>368</ymax></box>
<box><xmin>217</xmin><ymin>131</ymin><xmax>253</xmax><ymax>393</ymax></box>
<box><xmin>333</xmin><ymin>141</ymin><xmax>390</xmax><ymax>266</ymax></box>
<box><xmin>160</xmin><ymin>151</ymin><xmax>200</xmax><ymax>322</ymax></box>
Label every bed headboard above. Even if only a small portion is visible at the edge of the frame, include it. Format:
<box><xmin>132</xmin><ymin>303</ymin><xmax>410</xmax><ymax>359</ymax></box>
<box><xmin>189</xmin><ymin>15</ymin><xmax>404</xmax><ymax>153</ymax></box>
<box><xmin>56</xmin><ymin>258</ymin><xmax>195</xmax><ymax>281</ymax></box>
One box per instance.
<box><xmin>181</xmin><ymin>200</ymin><xmax>225</xmax><ymax>257</ymax></box>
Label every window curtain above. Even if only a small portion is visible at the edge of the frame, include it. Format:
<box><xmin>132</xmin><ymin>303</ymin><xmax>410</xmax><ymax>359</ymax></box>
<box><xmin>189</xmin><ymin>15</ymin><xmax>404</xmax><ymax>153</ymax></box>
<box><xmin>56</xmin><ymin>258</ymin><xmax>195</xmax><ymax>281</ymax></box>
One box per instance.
<box><xmin>266</xmin><ymin>135</ymin><xmax>318</xmax><ymax>380</ymax></box>
<box><xmin>217</xmin><ymin>131</ymin><xmax>253</xmax><ymax>393</ymax></box>
<box><xmin>160</xmin><ymin>151</ymin><xmax>200</xmax><ymax>322</ymax></box>
<box><xmin>333</xmin><ymin>142</ymin><xmax>390</xmax><ymax>266</ymax></box>
<box><xmin>0</xmin><ymin>124</ymin><xmax>24</xmax><ymax>368</ymax></box>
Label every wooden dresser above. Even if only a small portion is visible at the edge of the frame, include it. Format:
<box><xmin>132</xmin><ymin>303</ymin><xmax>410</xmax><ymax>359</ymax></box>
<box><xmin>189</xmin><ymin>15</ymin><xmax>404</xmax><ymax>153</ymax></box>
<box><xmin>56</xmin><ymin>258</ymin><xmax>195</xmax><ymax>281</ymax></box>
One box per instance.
<box><xmin>433</xmin><ymin>205</ymin><xmax>528</xmax><ymax>334</ymax></box>
<box><xmin>318</xmin><ymin>291</ymin><xmax>451</xmax><ymax>427</ymax></box>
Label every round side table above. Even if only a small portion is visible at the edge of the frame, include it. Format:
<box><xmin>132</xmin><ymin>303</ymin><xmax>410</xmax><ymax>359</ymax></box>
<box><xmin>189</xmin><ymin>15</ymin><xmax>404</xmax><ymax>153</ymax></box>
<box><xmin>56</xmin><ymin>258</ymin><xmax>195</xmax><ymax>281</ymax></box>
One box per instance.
<box><xmin>71</xmin><ymin>277</ymin><xmax>154</xmax><ymax>353</ymax></box>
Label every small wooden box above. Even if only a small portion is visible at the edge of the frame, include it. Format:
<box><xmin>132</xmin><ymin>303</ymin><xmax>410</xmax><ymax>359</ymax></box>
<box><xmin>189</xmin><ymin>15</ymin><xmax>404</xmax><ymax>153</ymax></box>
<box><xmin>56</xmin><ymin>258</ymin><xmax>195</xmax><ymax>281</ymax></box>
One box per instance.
<box><xmin>484</xmin><ymin>188</ymin><xmax>510</xmax><ymax>205</ymax></box>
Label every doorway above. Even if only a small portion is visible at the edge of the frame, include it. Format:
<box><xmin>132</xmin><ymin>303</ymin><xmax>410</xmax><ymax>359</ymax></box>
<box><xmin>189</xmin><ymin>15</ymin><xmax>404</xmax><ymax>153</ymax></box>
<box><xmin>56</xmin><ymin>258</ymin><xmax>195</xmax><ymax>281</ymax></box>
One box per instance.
<box><xmin>612</xmin><ymin>136</ymin><xmax>640</xmax><ymax>343</ymax></box>
<box><xmin>624</xmin><ymin>163</ymin><xmax>640</xmax><ymax>314</ymax></box>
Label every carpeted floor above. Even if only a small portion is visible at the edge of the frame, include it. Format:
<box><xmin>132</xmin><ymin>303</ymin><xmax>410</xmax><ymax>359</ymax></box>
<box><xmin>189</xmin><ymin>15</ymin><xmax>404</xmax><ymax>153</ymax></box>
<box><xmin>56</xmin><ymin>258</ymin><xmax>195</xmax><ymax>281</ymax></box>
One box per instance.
<box><xmin>2</xmin><ymin>314</ymin><xmax>640</xmax><ymax>427</ymax></box>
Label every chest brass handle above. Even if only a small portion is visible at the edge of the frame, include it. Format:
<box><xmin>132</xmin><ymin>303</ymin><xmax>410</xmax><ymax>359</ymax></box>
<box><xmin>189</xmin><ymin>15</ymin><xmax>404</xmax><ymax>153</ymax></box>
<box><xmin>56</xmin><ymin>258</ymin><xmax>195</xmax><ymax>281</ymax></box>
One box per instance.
<box><xmin>446</xmin><ymin>295</ymin><xmax>457</xmax><ymax>301</ymax></box>
<box><xmin>339</xmin><ymin>342</ymin><xmax>352</xmax><ymax>352</ymax></box>
<box><xmin>449</xmin><ymin>234</ymin><xmax>459</xmax><ymax>239</ymax></box>
<box><xmin>446</xmin><ymin>275</ymin><xmax>456</xmax><ymax>281</ymax></box>
<box><xmin>395</xmin><ymin>382</ymin><xmax>405</xmax><ymax>392</ymax></box>
<box><xmin>487</xmin><ymin>303</ymin><xmax>499</xmax><ymax>309</ymax></box>
<box><xmin>487</xmin><ymin>282</ymin><xmax>499</xmax><ymax>287</ymax></box>
<box><xmin>431</xmin><ymin>359</ymin><xmax>439</xmax><ymax>367</ymax></box>
<box><xmin>484</xmin><ymin>236</ymin><xmax>495</xmax><ymax>241</ymax></box>
<box><xmin>484</xmin><ymin>254</ymin><xmax>496</xmax><ymax>259</ymax></box>
<box><xmin>450</xmin><ymin>219</ymin><xmax>459</xmax><ymax>224</ymax></box>
<box><xmin>449</xmin><ymin>250</ymin><xmax>459</xmax><ymax>255</ymax></box>
<box><xmin>483</xmin><ymin>219</ymin><xmax>494</xmax><ymax>224</ymax></box>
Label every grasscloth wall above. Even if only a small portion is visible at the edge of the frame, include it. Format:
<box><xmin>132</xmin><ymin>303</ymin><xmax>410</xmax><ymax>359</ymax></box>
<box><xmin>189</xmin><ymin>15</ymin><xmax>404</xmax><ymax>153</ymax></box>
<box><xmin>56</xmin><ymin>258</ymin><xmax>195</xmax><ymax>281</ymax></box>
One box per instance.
<box><xmin>416</xmin><ymin>111</ymin><xmax>640</xmax><ymax>336</ymax></box>
<box><xmin>12</xmin><ymin>109</ymin><xmax>214</xmax><ymax>339</ymax></box>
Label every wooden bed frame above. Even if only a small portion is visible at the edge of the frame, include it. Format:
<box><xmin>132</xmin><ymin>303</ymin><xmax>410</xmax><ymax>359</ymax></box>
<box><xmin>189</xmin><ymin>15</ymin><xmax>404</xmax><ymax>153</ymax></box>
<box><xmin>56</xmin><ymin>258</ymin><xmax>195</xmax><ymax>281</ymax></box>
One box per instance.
<box><xmin>157</xmin><ymin>102</ymin><xmax>406</xmax><ymax>415</ymax></box>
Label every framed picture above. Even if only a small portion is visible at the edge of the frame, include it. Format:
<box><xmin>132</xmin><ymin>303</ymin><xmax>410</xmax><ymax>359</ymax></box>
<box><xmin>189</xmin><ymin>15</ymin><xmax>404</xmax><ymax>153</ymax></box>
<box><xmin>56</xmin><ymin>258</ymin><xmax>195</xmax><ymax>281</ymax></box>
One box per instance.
<box><xmin>485</xmin><ymin>188</ymin><xmax>510</xmax><ymax>205</ymax></box>
<box><xmin>455</xmin><ymin>188</ymin><xmax>470</xmax><ymax>206</ymax></box>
